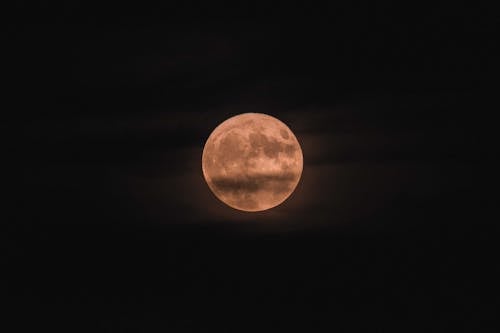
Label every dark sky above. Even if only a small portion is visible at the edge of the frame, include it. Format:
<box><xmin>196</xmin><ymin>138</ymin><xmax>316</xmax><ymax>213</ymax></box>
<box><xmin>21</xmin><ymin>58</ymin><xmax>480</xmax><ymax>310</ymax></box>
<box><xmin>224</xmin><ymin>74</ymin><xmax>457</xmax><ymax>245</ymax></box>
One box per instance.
<box><xmin>8</xmin><ymin>2</ymin><xmax>497</xmax><ymax>332</ymax></box>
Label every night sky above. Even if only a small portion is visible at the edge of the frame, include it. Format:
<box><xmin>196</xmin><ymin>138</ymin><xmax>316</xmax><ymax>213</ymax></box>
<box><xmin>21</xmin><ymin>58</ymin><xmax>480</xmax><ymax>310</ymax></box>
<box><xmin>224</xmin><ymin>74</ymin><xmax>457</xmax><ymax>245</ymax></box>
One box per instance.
<box><xmin>9</xmin><ymin>2</ymin><xmax>497</xmax><ymax>332</ymax></box>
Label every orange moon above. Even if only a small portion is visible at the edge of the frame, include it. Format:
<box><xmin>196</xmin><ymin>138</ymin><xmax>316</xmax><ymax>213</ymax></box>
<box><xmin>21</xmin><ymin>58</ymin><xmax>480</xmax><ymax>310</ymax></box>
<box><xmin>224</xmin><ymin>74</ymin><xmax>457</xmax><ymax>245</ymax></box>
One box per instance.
<box><xmin>202</xmin><ymin>113</ymin><xmax>303</xmax><ymax>212</ymax></box>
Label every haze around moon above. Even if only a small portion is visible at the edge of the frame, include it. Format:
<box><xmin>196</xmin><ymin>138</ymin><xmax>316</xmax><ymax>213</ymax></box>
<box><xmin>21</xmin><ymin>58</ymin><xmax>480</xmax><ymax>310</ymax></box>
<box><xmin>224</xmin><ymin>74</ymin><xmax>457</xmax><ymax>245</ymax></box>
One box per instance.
<box><xmin>202</xmin><ymin>113</ymin><xmax>303</xmax><ymax>212</ymax></box>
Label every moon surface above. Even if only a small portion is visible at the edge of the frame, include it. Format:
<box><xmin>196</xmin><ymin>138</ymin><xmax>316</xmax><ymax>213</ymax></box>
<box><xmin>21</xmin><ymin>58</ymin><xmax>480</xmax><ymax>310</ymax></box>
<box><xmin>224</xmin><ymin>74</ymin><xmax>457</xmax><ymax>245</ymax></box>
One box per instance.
<box><xmin>202</xmin><ymin>113</ymin><xmax>303</xmax><ymax>212</ymax></box>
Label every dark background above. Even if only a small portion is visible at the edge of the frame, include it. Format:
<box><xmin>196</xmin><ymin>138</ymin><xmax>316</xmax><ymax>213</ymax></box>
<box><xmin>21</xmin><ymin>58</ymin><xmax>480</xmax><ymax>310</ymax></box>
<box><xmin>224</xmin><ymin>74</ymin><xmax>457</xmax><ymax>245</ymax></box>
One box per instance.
<box><xmin>7</xmin><ymin>2</ymin><xmax>497</xmax><ymax>332</ymax></box>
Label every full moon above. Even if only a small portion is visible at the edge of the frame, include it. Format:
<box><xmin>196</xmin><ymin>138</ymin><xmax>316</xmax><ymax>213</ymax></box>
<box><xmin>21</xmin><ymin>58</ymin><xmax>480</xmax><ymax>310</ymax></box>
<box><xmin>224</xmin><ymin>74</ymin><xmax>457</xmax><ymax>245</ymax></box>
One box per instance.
<box><xmin>202</xmin><ymin>113</ymin><xmax>303</xmax><ymax>212</ymax></box>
